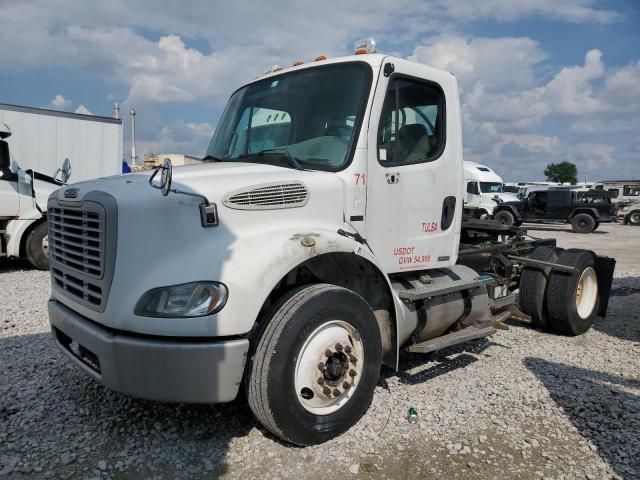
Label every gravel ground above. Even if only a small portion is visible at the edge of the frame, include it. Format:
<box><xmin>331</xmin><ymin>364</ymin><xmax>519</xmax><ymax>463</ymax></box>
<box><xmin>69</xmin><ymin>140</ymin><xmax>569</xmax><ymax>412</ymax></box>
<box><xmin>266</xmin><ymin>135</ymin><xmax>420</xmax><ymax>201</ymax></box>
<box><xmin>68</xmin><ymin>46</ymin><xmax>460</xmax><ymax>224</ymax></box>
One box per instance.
<box><xmin>1</xmin><ymin>223</ymin><xmax>639</xmax><ymax>480</ymax></box>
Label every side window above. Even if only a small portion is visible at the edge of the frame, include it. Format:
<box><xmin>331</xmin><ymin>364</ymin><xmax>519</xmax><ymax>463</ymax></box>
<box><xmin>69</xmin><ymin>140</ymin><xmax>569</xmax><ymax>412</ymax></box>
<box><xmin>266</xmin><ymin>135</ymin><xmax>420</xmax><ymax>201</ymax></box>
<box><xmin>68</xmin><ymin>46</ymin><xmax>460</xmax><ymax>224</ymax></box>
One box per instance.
<box><xmin>547</xmin><ymin>191</ymin><xmax>567</xmax><ymax>205</ymax></box>
<box><xmin>378</xmin><ymin>77</ymin><xmax>445</xmax><ymax>166</ymax></box>
<box><xmin>466</xmin><ymin>182</ymin><xmax>479</xmax><ymax>194</ymax></box>
<box><xmin>623</xmin><ymin>185</ymin><xmax>640</xmax><ymax>196</ymax></box>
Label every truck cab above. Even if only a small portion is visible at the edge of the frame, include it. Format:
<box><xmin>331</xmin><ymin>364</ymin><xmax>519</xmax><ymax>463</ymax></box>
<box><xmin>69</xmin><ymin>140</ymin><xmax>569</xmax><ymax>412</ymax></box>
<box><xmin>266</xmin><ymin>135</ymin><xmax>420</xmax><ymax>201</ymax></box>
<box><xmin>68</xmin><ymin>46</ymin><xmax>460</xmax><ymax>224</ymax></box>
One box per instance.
<box><xmin>462</xmin><ymin>161</ymin><xmax>519</xmax><ymax>219</ymax></box>
<box><xmin>0</xmin><ymin>123</ymin><xmax>71</xmax><ymax>268</ymax></box>
<box><xmin>47</xmin><ymin>42</ymin><xmax>615</xmax><ymax>446</ymax></box>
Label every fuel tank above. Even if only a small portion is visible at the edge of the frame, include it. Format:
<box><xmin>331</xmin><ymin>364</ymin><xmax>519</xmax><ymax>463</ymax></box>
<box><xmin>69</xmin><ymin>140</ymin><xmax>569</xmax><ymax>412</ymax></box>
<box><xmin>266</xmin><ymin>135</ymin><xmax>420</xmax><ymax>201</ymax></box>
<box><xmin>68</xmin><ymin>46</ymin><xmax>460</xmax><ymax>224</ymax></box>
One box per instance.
<box><xmin>392</xmin><ymin>265</ymin><xmax>491</xmax><ymax>344</ymax></box>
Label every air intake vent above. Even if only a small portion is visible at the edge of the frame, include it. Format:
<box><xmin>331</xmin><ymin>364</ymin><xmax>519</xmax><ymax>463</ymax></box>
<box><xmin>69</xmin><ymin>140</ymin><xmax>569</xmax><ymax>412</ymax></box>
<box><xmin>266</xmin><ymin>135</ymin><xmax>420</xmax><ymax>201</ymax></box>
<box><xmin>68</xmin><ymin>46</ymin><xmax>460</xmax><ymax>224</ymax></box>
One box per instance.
<box><xmin>223</xmin><ymin>182</ymin><xmax>309</xmax><ymax>210</ymax></box>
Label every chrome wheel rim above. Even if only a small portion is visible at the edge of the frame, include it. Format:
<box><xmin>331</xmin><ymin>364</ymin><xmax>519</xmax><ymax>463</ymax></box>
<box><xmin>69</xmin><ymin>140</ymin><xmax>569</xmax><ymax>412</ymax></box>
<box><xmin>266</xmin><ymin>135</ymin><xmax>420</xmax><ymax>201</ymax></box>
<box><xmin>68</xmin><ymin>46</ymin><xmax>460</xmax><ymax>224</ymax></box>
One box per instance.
<box><xmin>294</xmin><ymin>320</ymin><xmax>364</xmax><ymax>415</ymax></box>
<box><xmin>41</xmin><ymin>234</ymin><xmax>49</xmax><ymax>255</ymax></box>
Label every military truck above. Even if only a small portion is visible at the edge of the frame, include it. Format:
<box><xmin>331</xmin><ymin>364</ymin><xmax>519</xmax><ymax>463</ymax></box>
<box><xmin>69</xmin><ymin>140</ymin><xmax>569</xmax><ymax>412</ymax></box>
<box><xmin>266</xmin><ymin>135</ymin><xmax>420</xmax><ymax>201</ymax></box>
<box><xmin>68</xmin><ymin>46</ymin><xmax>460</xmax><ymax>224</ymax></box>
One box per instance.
<box><xmin>493</xmin><ymin>188</ymin><xmax>616</xmax><ymax>233</ymax></box>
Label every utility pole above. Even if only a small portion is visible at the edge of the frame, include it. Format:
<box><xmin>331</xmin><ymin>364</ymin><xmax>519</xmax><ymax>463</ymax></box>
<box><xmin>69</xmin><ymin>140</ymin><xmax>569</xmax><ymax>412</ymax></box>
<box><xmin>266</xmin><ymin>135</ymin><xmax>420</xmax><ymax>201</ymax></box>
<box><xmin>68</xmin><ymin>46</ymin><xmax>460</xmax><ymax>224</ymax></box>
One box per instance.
<box><xmin>114</xmin><ymin>102</ymin><xmax>120</xmax><ymax>120</ymax></box>
<box><xmin>130</xmin><ymin>108</ymin><xmax>137</xmax><ymax>167</ymax></box>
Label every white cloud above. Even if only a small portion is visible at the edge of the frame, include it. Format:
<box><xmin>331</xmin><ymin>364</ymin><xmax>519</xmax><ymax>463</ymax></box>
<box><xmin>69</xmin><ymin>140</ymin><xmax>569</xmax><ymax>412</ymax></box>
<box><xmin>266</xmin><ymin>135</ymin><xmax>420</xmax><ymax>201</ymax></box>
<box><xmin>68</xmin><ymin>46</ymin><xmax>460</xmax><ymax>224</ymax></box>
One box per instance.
<box><xmin>0</xmin><ymin>0</ymin><xmax>634</xmax><ymax>179</ymax></box>
<box><xmin>136</xmin><ymin>120</ymin><xmax>214</xmax><ymax>156</ymax></box>
<box><xmin>47</xmin><ymin>94</ymin><xmax>72</xmax><ymax>110</ymax></box>
<box><xmin>435</xmin><ymin>0</ymin><xmax>620</xmax><ymax>24</ymax></box>
<box><xmin>410</xmin><ymin>35</ymin><xmax>547</xmax><ymax>91</ymax></box>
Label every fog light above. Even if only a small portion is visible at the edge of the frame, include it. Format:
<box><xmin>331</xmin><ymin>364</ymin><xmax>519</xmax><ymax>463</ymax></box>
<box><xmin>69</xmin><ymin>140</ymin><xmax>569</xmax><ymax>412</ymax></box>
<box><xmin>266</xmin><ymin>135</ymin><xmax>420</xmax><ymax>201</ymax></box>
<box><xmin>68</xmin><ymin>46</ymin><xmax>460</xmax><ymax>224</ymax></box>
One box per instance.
<box><xmin>135</xmin><ymin>282</ymin><xmax>228</xmax><ymax>318</ymax></box>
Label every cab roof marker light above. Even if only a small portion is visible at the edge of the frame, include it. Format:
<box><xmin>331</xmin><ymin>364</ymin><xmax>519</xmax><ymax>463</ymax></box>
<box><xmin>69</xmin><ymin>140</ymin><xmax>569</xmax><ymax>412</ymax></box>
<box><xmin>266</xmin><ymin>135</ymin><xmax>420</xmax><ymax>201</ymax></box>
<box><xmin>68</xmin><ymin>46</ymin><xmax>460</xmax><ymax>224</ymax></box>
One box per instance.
<box><xmin>271</xmin><ymin>65</ymin><xmax>284</xmax><ymax>72</ymax></box>
<box><xmin>292</xmin><ymin>60</ymin><xmax>304</xmax><ymax>66</ymax></box>
<box><xmin>314</xmin><ymin>55</ymin><xmax>327</xmax><ymax>61</ymax></box>
<box><xmin>353</xmin><ymin>37</ymin><xmax>376</xmax><ymax>54</ymax></box>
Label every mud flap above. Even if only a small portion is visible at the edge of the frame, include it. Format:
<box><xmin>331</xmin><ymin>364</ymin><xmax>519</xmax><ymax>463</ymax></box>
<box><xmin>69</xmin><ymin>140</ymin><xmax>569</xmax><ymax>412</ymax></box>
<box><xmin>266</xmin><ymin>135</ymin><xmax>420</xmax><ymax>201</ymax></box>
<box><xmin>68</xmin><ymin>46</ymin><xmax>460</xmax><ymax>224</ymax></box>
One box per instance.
<box><xmin>594</xmin><ymin>255</ymin><xmax>616</xmax><ymax>318</ymax></box>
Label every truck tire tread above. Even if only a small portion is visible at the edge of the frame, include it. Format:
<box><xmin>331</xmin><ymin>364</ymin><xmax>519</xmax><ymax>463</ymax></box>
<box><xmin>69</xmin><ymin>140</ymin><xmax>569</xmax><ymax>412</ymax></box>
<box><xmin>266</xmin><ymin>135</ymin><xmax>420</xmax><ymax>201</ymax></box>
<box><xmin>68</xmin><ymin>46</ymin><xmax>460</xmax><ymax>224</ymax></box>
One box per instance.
<box><xmin>246</xmin><ymin>283</ymin><xmax>381</xmax><ymax>446</ymax></box>
<box><xmin>546</xmin><ymin>249</ymin><xmax>599</xmax><ymax>336</ymax></box>
<box><xmin>25</xmin><ymin>221</ymin><xmax>49</xmax><ymax>270</ymax></box>
<box><xmin>519</xmin><ymin>246</ymin><xmax>560</xmax><ymax>330</ymax></box>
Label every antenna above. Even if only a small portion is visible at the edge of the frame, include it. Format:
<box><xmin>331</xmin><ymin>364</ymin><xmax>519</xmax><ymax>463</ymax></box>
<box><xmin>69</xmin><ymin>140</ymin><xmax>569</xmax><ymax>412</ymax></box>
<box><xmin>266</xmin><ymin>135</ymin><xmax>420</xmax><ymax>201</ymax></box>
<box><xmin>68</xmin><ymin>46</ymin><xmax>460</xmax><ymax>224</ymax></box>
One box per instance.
<box><xmin>130</xmin><ymin>108</ymin><xmax>137</xmax><ymax>167</ymax></box>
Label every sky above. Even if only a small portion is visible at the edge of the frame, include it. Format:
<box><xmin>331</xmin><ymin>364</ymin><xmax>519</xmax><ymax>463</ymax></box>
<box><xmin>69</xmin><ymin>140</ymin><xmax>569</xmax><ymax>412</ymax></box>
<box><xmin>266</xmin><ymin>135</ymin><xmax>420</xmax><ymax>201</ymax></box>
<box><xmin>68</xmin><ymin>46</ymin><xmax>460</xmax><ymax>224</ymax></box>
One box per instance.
<box><xmin>1</xmin><ymin>0</ymin><xmax>638</xmax><ymax>182</ymax></box>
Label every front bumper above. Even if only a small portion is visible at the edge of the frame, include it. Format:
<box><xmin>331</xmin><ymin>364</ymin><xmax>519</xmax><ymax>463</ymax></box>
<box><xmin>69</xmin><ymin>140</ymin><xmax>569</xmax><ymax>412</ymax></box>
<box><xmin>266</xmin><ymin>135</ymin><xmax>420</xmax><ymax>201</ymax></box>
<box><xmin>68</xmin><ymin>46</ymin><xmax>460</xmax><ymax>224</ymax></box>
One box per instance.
<box><xmin>48</xmin><ymin>300</ymin><xmax>249</xmax><ymax>403</ymax></box>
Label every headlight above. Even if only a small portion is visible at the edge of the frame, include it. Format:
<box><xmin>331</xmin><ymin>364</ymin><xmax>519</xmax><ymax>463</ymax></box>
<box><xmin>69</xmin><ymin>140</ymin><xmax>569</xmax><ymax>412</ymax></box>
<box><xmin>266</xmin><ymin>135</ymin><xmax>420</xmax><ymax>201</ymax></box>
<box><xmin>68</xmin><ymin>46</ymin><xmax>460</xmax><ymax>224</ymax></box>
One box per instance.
<box><xmin>134</xmin><ymin>282</ymin><xmax>228</xmax><ymax>318</ymax></box>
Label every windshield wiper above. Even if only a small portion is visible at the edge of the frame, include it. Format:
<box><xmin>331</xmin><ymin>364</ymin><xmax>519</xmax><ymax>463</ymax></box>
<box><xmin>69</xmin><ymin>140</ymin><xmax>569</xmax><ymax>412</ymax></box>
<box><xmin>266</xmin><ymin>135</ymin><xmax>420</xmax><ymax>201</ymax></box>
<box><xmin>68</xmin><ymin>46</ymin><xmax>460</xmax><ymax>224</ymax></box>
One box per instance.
<box><xmin>201</xmin><ymin>154</ymin><xmax>227</xmax><ymax>162</ymax></box>
<box><xmin>239</xmin><ymin>149</ymin><xmax>304</xmax><ymax>170</ymax></box>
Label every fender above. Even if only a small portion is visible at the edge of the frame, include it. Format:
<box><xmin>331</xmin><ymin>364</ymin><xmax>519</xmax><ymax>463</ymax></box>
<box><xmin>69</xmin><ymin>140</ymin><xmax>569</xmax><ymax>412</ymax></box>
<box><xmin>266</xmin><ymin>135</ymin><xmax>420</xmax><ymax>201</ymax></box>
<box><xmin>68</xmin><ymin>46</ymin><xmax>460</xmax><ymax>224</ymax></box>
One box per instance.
<box><xmin>569</xmin><ymin>208</ymin><xmax>600</xmax><ymax>220</ymax></box>
<box><xmin>5</xmin><ymin>216</ymin><xmax>44</xmax><ymax>258</ymax></box>
<box><xmin>214</xmin><ymin>226</ymin><xmax>404</xmax><ymax>367</ymax></box>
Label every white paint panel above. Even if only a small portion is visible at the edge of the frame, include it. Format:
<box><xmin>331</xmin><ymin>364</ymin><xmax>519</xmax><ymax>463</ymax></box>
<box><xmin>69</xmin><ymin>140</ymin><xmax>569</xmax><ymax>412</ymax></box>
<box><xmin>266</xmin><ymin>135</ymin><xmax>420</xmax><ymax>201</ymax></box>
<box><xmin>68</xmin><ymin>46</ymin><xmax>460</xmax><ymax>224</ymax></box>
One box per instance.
<box><xmin>0</xmin><ymin>107</ymin><xmax>122</xmax><ymax>182</ymax></box>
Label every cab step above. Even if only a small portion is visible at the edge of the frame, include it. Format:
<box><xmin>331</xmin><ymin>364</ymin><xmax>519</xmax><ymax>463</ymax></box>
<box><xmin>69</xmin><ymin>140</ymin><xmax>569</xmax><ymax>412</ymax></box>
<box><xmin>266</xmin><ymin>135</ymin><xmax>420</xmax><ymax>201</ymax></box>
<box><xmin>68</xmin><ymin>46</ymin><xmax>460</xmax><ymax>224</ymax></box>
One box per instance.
<box><xmin>404</xmin><ymin>324</ymin><xmax>496</xmax><ymax>354</ymax></box>
<box><xmin>398</xmin><ymin>275</ymin><xmax>494</xmax><ymax>302</ymax></box>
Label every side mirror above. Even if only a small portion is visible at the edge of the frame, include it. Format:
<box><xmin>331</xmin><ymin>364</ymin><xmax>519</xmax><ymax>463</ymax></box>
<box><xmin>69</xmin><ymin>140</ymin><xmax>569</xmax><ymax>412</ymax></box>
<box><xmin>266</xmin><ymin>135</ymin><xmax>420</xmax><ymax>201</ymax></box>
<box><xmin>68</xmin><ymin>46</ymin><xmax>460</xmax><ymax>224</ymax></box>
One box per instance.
<box><xmin>0</xmin><ymin>140</ymin><xmax>10</xmax><ymax>171</ymax></box>
<box><xmin>53</xmin><ymin>158</ymin><xmax>72</xmax><ymax>184</ymax></box>
<box><xmin>149</xmin><ymin>158</ymin><xmax>173</xmax><ymax>196</ymax></box>
<box><xmin>61</xmin><ymin>158</ymin><xmax>72</xmax><ymax>183</ymax></box>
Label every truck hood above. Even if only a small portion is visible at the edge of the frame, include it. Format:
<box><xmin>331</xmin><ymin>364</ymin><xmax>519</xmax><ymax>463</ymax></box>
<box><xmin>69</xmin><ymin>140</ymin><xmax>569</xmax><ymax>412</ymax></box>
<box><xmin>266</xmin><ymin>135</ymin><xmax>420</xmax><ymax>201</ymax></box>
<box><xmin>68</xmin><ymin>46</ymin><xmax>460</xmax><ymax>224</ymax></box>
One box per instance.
<box><xmin>54</xmin><ymin>162</ymin><xmax>343</xmax><ymax>209</ymax></box>
<box><xmin>482</xmin><ymin>192</ymin><xmax>519</xmax><ymax>204</ymax></box>
<box><xmin>48</xmin><ymin>162</ymin><xmax>346</xmax><ymax>332</ymax></box>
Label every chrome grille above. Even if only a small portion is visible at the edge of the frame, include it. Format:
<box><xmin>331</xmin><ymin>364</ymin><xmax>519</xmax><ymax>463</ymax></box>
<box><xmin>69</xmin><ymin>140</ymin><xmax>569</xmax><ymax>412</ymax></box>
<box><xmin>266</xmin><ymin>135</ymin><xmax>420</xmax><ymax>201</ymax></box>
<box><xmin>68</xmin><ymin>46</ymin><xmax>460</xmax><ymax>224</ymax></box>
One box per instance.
<box><xmin>223</xmin><ymin>182</ymin><xmax>309</xmax><ymax>210</ymax></box>
<box><xmin>48</xmin><ymin>207</ymin><xmax>104</xmax><ymax>277</ymax></box>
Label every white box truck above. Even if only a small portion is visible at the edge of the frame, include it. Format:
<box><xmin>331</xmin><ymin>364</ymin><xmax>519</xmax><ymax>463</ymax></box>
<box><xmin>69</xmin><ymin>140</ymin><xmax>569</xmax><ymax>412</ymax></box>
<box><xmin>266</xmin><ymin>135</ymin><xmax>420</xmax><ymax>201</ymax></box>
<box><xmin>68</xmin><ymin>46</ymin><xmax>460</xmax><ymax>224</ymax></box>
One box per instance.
<box><xmin>47</xmin><ymin>41</ymin><xmax>615</xmax><ymax>446</ymax></box>
<box><xmin>0</xmin><ymin>104</ymin><xmax>122</xmax><ymax>268</ymax></box>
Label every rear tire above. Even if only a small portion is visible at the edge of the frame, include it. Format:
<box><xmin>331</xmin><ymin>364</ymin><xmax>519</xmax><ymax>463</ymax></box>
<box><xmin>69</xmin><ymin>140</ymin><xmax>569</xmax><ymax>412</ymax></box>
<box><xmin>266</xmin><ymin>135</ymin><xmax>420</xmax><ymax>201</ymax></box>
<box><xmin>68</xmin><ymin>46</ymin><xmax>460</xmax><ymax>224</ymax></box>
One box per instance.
<box><xmin>246</xmin><ymin>284</ymin><xmax>382</xmax><ymax>446</ymax></box>
<box><xmin>519</xmin><ymin>246</ymin><xmax>560</xmax><ymax>330</ymax></box>
<box><xmin>25</xmin><ymin>221</ymin><xmax>50</xmax><ymax>270</ymax></box>
<box><xmin>571</xmin><ymin>213</ymin><xmax>595</xmax><ymax>233</ymax></box>
<box><xmin>546</xmin><ymin>250</ymin><xmax>599</xmax><ymax>336</ymax></box>
<box><xmin>494</xmin><ymin>210</ymin><xmax>515</xmax><ymax>227</ymax></box>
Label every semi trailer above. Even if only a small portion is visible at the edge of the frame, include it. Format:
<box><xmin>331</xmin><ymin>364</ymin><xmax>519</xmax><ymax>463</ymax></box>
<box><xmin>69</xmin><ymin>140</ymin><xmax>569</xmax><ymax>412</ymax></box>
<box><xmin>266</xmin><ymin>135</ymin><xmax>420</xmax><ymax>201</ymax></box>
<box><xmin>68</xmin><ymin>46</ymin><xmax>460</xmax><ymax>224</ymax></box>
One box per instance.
<box><xmin>47</xmin><ymin>40</ymin><xmax>615</xmax><ymax>446</ymax></box>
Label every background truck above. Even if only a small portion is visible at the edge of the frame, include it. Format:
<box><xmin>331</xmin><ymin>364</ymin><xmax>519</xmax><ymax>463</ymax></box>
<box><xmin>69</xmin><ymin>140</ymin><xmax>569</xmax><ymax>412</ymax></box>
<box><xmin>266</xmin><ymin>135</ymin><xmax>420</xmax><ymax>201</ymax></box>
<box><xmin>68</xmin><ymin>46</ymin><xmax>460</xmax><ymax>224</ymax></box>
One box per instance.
<box><xmin>463</xmin><ymin>160</ymin><xmax>519</xmax><ymax>219</ymax></box>
<box><xmin>493</xmin><ymin>188</ymin><xmax>617</xmax><ymax>233</ymax></box>
<box><xmin>617</xmin><ymin>198</ymin><xmax>640</xmax><ymax>225</ymax></box>
<box><xmin>46</xmin><ymin>41</ymin><xmax>615</xmax><ymax>446</ymax></box>
<box><xmin>0</xmin><ymin>103</ymin><xmax>123</xmax><ymax>182</ymax></box>
<box><xmin>0</xmin><ymin>123</ymin><xmax>70</xmax><ymax>269</ymax></box>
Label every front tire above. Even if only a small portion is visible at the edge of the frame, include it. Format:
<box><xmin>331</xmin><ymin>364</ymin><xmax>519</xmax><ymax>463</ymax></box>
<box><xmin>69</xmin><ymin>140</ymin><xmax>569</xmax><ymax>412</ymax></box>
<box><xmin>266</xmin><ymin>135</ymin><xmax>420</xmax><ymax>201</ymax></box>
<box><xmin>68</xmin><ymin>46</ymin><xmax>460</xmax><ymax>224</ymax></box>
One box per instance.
<box><xmin>246</xmin><ymin>284</ymin><xmax>382</xmax><ymax>446</ymax></box>
<box><xmin>628</xmin><ymin>210</ymin><xmax>640</xmax><ymax>225</ymax></box>
<box><xmin>25</xmin><ymin>221</ymin><xmax>50</xmax><ymax>270</ymax></box>
<box><xmin>494</xmin><ymin>210</ymin><xmax>515</xmax><ymax>227</ymax></box>
<box><xmin>571</xmin><ymin>213</ymin><xmax>595</xmax><ymax>233</ymax></box>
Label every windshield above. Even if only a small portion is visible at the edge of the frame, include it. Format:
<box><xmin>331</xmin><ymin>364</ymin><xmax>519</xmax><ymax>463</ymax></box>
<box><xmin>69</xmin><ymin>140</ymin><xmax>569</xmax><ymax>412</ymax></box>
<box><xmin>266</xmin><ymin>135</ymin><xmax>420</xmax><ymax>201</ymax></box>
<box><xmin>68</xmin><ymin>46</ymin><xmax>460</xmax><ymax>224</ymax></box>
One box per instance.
<box><xmin>205</xmin><ymin>62</ymin><xmax>372</xmax><ymax>171</ymax></box>
<box><xmin>480</xmin><ymin>182</ymin><xmax>503</xmax><ymax>193</ymax></box>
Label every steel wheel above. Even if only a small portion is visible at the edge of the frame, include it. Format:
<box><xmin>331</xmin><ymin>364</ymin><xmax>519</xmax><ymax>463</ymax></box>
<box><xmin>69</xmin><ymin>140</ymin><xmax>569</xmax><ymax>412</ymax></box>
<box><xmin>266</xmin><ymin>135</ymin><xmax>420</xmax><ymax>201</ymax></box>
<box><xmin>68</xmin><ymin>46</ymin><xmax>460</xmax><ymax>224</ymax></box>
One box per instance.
<box><xmin>575</xmin><ymin>267</ymin><xmax>598</xmax><ymax>319</ymax></box>
<box><xmin>41</xmin><ymin>234</ymin><xmax>49</xmax><ymax>256</ymax></box>
<box><xmin>294</xmin><ymin>320</ymin><xmax>364</xmax><ymax>415</ymax></box>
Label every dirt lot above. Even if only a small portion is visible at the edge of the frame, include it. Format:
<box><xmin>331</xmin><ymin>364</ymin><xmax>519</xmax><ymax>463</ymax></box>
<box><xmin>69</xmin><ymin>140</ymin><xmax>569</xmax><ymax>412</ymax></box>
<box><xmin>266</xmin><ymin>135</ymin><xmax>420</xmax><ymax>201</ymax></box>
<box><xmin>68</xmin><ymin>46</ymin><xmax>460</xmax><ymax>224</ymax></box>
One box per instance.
<box><xmin>1</xmin><ymin>223</ymin><xmax>638</xmax><ymax>479</ymax></box>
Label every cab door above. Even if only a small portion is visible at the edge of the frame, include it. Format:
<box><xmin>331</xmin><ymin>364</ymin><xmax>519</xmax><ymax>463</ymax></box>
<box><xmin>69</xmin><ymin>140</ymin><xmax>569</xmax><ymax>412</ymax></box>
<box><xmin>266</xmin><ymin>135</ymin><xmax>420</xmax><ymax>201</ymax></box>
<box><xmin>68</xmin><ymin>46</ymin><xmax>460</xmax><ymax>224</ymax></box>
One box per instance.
<box><xmin>365</xmin><ymin>58</ymin><xmax>462</xmax><ymax>274</ymax></box>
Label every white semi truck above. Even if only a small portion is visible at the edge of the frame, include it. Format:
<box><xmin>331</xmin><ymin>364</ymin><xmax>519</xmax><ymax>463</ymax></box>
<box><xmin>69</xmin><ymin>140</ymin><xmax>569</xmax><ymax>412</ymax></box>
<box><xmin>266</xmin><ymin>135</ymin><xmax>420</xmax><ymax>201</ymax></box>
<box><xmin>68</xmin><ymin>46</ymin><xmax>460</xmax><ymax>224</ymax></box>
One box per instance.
<box><xmin>0</xmin><ymin>123</ymin><xmax>70</xmax><ymax>269</ymax></box>
<box><xmin>463</xmin><ymin>160</ymin><xmax>519</xmax><ymax>219</ymax></box>
<box><xmin>47</xmin><ymin>41</ymin><xmax>615</xmax><ymax>446</ymax></box>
